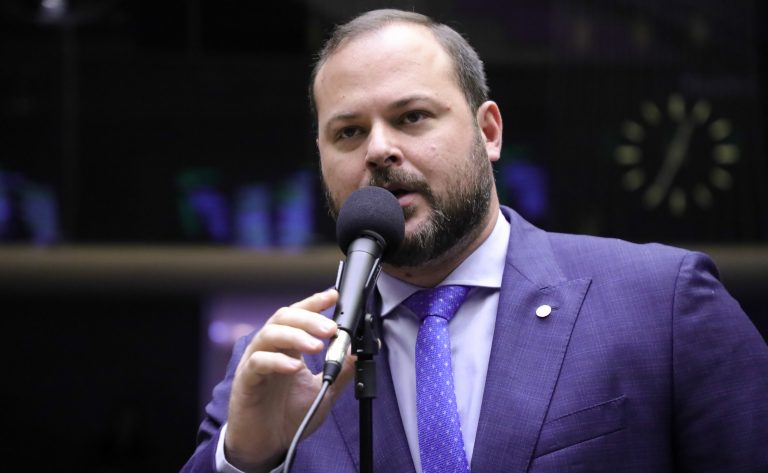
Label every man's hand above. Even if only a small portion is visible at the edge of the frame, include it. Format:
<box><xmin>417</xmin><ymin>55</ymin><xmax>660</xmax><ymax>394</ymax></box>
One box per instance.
<box><xmin>223</xmin><ymin>289</ymin><xmax>355</xmax><ymax>472</ymax></box>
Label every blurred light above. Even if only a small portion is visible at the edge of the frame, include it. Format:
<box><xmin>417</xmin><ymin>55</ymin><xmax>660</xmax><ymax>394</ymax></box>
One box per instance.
<box><xmin>41</xmin><ymin>0</ymin><xmax>65</xmax><ymax>10</ymax></box>
<box><xmin>37</xmin><ymin>0</ymin><xmax>68</xmax><ymax>24</ymax></box>
<box><xmin>188</xmin><ymin>188</ymin><xmax>230</xmax><ymax>242</ymax></box>
<box><xmin>177</xmin><ymin>168</ymin><xmax>316</xmax><ymax>247</ymax></box>
<box><xmin>501</xmin><ymin>161</ymin><xmax>550</xmax><ymax>223</ymax></box>
<box><xmin>275</xmin><ymin>170</ymin><xmax>314</xmax><ymax>251</ymax></box>
<box><xmin>207</xmin><ymin>320</ymin><xmax>230</xmax><ymax>345</ymax></box>
<box><xmin>21</xmin><ymin>183</ymin><xmax>59</xmax><ymax>245</ymax></box>
<box><xmin>235</xmin><ymin>184</ymin><xmax>271</xmax><ymax>249</ymax></box>
<box><xmin>177</xmin><ymin>168</ymin><xmax>231</xmax><ymax>242</ymax></box>
<box><xmin>207</xmin><ymin>320</ymin><xmax>255</xmax><ymax>345</ymax></box>
<box><xmin>0</xmin><ymin>171</ymin><xmax>11</xmax><ymax>231</ymax></box>
<box><xmin>0</xmin><ymin>170</ymin><xmax>60</xmax><ymax>245</ymax></box>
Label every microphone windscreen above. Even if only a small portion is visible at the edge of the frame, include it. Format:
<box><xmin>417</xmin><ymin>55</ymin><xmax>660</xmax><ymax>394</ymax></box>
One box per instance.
<box><xmin>336</xmin><ymin>186</ymin><xmax>405</xmax><ymax>258</ymax></box>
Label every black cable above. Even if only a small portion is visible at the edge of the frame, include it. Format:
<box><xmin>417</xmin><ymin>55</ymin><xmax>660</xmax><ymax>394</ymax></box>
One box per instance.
<box><xmin>283</xmin><ymin>379</ymin><xmax>331</xmax><ymax>473</ymax></box>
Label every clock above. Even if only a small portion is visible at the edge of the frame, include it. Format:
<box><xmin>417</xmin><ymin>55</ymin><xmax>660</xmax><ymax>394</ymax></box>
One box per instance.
<box><xmin>614</xmin><ymin>92</ymin><xmax>740</xmax><ymax>216</ymax></box>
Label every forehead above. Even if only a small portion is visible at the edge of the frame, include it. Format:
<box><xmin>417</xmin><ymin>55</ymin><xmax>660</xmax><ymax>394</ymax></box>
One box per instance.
<box><xmin>313</xmin><ymin>23</ymin><xmax>462</xmax><ymax>118</ymax></box>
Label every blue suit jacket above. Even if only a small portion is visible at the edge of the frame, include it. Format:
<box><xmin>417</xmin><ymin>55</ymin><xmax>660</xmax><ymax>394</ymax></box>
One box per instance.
<box><xmin>181</xmin><ymin>207</ymin><xmax>768</xmax><ymax>472</ymax></box>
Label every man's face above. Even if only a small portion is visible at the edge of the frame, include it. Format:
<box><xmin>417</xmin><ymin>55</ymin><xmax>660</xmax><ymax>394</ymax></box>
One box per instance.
<box><xmin>313</xmin><ymin>23</ymin><xmax>497</xmax><ymax>266</ymax></box>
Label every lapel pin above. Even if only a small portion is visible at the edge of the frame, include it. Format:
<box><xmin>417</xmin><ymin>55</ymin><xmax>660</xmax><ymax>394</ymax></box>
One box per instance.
<box><xmin>536</xmin><ymin>305</ymin><xmax>552</xmax><ymax>318</ymax></box>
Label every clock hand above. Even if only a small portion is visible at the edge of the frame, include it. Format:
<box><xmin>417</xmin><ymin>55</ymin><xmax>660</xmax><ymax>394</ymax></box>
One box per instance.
<box><xmin>644</xmin><ymin>119</ymin><xmax>695</xmax><ymax>208</ymax></box>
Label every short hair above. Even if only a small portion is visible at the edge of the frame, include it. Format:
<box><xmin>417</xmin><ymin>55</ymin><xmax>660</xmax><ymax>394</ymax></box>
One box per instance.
<box><xmin>308</xmin><ymin>9</ymin><xmax>489</xmax><ymax>120</ymax></box>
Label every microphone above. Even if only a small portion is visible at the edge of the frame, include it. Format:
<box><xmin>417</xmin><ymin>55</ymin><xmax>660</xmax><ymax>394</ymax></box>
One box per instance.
<box><xmin>323</xmin><ymin>186</ymin><xmax>405</xmax><ymax>383</ymax></box>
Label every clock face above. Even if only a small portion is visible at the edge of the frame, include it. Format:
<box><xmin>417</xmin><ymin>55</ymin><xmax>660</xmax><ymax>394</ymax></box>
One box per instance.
<box><xmin>614</xmin><ymin>92</ymin><xmax>740</xmax><ymax>216</ymax></box>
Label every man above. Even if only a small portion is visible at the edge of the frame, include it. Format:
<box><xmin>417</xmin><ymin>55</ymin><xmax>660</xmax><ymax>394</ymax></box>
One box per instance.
<box><xmin>181</xmin><ymin>9</ymin><xmax>768</xmax><ymax>473</ymax></box>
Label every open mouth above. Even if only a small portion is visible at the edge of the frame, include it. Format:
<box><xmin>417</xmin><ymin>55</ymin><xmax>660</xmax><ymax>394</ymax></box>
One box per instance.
<box><xmin>389</xmin><ymin>188</ymin><xmax>410</xmax><ymax>198</ymax></box>
<box><xmin>381</xmin><ymin>185</ymin><xmax>418</xmax><ymax>208</ymax></box>
<box><xmin>380</xmin><ymin>183</ymin><xmax>411</xmax><ymax>197</ymax></box>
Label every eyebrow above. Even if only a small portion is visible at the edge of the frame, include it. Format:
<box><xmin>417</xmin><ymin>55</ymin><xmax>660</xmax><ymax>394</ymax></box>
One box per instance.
<box><xmin>326</xmin><ymin>111</ymin><xmax>361</xmax><ymax>125</ymax></box>
<box><xmin>390</xmin><ymin>94</ymin><xmax>439</xmax><ymax>110</ymax></box>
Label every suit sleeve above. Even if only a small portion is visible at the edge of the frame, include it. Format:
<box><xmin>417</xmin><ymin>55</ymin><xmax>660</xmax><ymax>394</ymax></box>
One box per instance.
<box><xmin>671</xmin><ymin>251</ymin><xmax>768</xmax><ymax>472</ymax></box>
<box><xmin>179</xmin><ymin>334</ymin><xmax>253</xmax><ymax>472</ymax></box>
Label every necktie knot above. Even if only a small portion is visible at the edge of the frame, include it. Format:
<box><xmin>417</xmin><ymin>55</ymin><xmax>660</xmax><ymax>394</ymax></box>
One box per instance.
<box><xmin>402</xmin><ymin>285</ymin><xmax>470</xmax><ymax>322</ymax></box>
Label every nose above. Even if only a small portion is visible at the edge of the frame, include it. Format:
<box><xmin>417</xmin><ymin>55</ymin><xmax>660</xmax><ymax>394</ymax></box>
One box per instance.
<box><xmin>364</xmin><ymin>123</ymin><xmax>403</xmax><ymax>170</ymax></box>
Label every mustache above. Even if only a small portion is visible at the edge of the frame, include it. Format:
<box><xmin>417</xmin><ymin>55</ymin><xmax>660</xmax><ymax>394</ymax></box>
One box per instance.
<box><xmin>325</xmin><ymin>167</ymin><xmax>435</xmax><ymax>221</ymax></box>
<box><xmin>368</xmin><ymin>168</ymin><xmax>434</xmax><ymax>202</ymax></box>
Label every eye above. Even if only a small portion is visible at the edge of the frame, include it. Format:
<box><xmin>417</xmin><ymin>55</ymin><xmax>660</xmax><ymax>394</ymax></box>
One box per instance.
<box><xmin>336</xmin><ymin>126</ymin><xmax>363</xmax><ymax>141</ymax></box>
<box><xmin>401</xmin><ymin>110</ymin><xmax>428</xmax><ymax>125</ymax></box>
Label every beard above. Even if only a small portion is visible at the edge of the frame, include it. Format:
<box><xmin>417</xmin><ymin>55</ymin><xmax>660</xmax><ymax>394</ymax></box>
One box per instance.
<box><xmin>324</xmin><ymin>129</ymin><xmax>495</xmax><ymax>268</ymax></box>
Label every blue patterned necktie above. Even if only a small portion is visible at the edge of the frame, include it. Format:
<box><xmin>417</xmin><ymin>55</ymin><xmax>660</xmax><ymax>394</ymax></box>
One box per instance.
<box><xmin>402</xmin><ymin>285</ymin><xmax>471</xmax><ymax>473</ymax></box>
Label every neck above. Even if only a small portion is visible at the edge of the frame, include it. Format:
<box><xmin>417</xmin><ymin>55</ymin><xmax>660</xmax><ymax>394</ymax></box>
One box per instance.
<box><xmin>382</xmin><ymin>200</ymin><xmax>499</xmax><ymax>287</ymax></box>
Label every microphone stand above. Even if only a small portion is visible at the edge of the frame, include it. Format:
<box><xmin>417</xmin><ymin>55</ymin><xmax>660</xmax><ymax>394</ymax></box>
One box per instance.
<box><xmin>353</xmin><ymin>312</ymin><xmax>379</xmax><ymax>473</ymax></box>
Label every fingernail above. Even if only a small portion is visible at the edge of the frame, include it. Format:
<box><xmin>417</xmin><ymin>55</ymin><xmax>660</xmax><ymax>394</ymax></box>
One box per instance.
<box><xmin>322</xmin><ymin>319</ymin><xmax>337</xmax><ymax>332</ymax></box>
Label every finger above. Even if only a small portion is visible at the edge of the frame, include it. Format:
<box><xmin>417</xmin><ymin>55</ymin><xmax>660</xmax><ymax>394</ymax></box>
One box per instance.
<box><xmin>241</xmin><ymin>290</ymin><xmax>340</xmax><ymax>360</ymax></box>
<box><xmin>269</xmin><ymin>305</ymin><xmax>338</xmax><ymax>339</ymax></box>
<box><xmin>239</xmin><ymin>350</ymin><xmax>304</xmax><ymax>377</ymax></box>
<box><xmin>255</xmin><ymin>323</ymin><xmax>326</xmax><ymax>354</ymax></box>
<box><xmin>290</xmin><ymin>288</ymin><xmax>338</xmax><ymax>313</ymax></box>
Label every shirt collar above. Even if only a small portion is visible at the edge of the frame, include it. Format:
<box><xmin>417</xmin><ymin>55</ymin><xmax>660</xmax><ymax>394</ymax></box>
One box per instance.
<box><xmin>376</xmin><ymin>210</ymin><xmax>510</xmax><ymax>317</ymax></box>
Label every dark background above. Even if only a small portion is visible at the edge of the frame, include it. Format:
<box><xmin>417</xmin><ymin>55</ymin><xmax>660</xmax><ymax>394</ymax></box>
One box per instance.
<box><xmin>1</xmin><ymin>1</ymin><xmax>766</xmax><ymax>471</ymax></box>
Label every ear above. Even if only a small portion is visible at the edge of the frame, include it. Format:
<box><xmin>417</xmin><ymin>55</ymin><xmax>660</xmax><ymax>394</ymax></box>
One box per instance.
<box><xmin>476</xmin><ymin>101</ymin><xmax>503</xmax><ymax>163</ymax></box>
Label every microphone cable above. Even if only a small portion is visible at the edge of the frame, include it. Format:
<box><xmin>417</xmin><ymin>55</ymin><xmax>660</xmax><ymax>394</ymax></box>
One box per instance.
<box><xmin>283</xmin><ymin>379</ymin><xmax>331</xmax><ymax>473</ymax></box>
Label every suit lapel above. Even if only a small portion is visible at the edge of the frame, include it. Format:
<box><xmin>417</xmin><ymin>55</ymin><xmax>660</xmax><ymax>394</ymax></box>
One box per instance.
<box><xmin>472</xmin><ymin>208</ymin><xmax>591</xmax><ymax>473</ymax></box>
